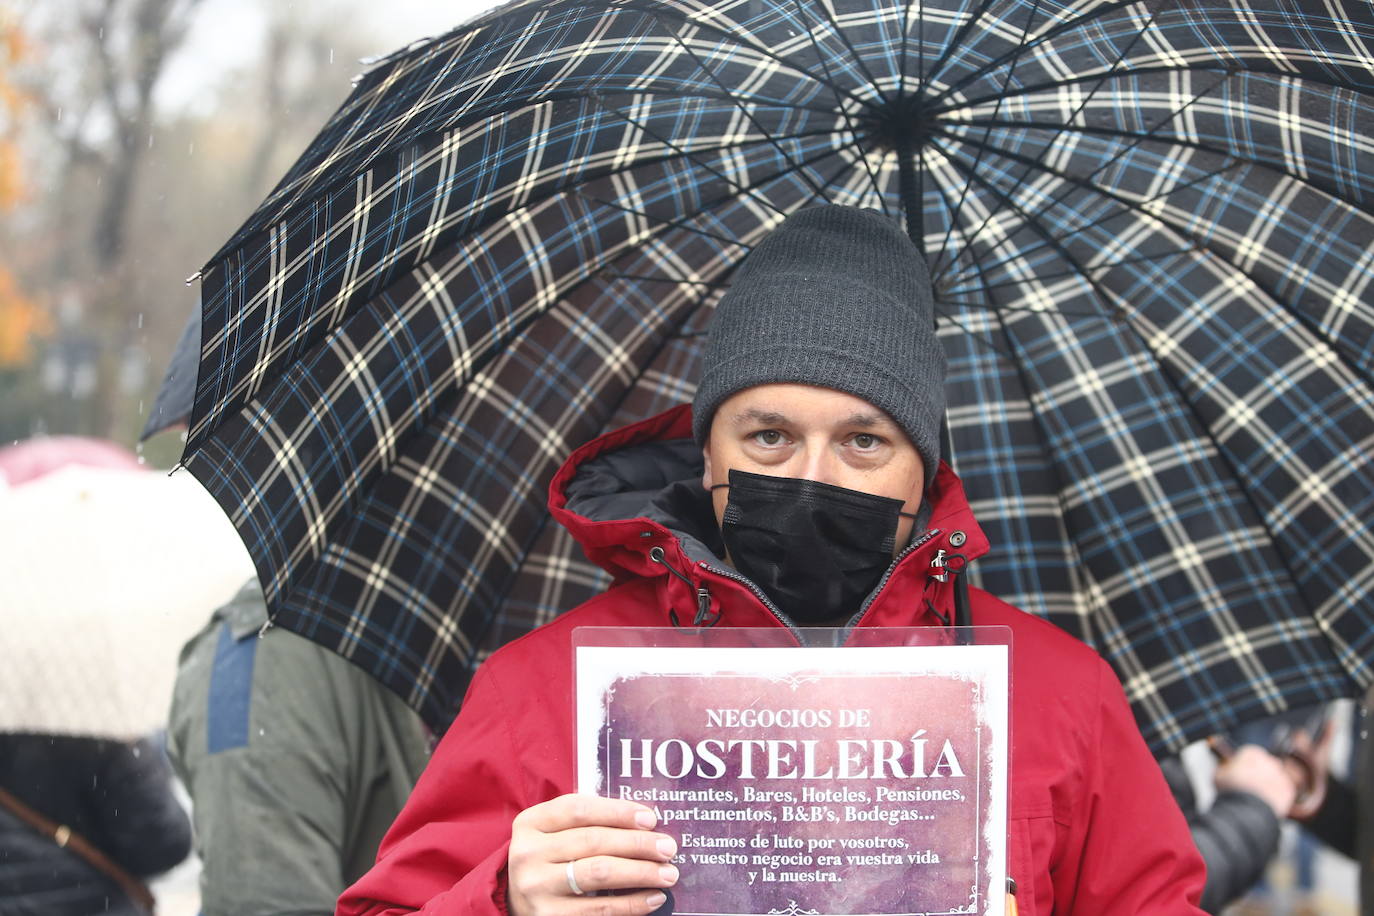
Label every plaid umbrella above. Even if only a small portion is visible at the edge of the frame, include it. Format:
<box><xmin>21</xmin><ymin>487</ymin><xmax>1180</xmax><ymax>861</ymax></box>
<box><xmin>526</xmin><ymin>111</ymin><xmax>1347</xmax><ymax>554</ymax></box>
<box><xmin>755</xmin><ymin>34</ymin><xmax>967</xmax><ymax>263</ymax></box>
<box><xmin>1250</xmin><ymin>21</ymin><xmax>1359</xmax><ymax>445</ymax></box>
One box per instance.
<box><xmin>180</xmin><ymin>0</ymin><xmax>1374</xmax><ymax>753</ymax></box>
<box><xmin>140</xmin><ymin>303</ymin><xmax>200</xmax><ymax>439</ymax></box>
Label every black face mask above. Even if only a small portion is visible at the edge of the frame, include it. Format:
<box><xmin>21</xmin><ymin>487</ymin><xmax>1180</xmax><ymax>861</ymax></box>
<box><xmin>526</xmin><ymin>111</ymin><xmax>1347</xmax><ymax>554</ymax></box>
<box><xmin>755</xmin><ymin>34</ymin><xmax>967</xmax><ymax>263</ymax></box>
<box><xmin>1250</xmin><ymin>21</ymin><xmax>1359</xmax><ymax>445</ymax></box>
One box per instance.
<box><xmin>712</xmin><ymin>469</ymin><xmax>918</xmax><ymax>625</ymax></box>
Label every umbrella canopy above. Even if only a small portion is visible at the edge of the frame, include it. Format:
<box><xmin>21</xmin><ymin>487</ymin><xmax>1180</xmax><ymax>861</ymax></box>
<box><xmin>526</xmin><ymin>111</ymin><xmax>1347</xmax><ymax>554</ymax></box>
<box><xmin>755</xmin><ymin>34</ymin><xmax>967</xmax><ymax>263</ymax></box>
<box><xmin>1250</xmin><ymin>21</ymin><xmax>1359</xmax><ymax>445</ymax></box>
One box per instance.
<box><xmin>181</xmin><ymin>0</ymin><xmax>1374</xmax><ymax>752</ymax></box>
<box><xmin>140</xmin><ymin>302</ymin><xmax>201</xmax><ymax>440</ymax></box>
<box><xmin>0</xmin><ymin>466</ymin><xmax>255</xmax><ymax>739</ymax></box>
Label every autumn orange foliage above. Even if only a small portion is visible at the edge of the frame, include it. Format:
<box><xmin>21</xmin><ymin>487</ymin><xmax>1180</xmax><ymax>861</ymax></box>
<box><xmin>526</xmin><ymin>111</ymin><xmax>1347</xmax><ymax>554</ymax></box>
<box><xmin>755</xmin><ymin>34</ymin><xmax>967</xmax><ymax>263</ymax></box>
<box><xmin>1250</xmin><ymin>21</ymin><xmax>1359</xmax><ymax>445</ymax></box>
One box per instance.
<box><xmin>0</xmin><ymin>13</ymin><xmax>44</xmax><ymax>367</ymax></box>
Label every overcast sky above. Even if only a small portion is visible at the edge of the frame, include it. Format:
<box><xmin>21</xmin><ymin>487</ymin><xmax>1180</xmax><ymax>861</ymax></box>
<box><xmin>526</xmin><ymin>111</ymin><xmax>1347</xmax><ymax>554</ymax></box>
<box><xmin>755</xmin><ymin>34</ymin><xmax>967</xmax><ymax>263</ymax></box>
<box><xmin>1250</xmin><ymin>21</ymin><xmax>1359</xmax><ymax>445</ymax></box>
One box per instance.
<box><xmin>158</xmin><ymin>0</ymin><xmax>504</xmax><ymax>112</ymax></box>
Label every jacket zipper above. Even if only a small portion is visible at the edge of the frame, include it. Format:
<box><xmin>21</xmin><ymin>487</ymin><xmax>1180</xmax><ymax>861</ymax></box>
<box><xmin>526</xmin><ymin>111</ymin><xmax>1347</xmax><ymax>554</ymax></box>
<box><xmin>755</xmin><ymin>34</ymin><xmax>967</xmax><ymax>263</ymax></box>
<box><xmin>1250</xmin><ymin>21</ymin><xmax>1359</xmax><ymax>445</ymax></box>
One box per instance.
<box><xmin>698</xmin><ymin>559</ymin><xmax>798</xmax><ymax>636</ymax></box>
<box><xmin>695</xmin><ymin>528</ymin><xmax>944</xmax><ymax>639</ymax></box>
<box><xmin>854</xmin><ymin>528</ymin><xmax>942</xmax><ymax>620</ymax></box>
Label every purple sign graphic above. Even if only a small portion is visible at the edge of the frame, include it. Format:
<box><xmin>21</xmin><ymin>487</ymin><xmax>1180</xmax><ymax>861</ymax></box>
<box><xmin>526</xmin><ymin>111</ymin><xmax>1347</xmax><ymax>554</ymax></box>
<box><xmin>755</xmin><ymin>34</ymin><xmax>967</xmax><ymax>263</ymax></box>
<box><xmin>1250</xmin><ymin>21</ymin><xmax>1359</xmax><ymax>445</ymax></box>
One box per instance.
<box><xmin>576</xmin><ymin>644</ymin><xmax>1008</xmax><ymax>916</ymax></box>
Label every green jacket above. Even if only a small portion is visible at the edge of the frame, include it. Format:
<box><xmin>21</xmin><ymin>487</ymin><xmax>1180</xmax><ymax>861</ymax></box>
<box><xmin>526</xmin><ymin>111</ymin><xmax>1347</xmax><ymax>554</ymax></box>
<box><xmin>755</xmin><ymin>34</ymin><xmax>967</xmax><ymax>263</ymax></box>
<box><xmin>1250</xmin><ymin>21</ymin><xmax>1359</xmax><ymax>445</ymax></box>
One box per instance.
<box><xmin>168</xmin><ymin>581</ymin><xmax>430</xmax><ymax>915</ymax></box>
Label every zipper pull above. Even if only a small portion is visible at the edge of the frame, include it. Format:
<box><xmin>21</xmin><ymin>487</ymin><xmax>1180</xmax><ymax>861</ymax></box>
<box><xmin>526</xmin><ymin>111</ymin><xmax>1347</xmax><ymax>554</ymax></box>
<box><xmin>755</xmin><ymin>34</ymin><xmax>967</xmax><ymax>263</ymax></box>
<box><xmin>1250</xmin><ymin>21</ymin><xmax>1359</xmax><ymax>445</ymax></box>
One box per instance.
<box><xmin>930</xmin><ymin>548</ymin><xmax>948</xmax><ymax>582</ymax></box>
<box><xmin>692</xmin><ymin>588</ymin><xmax>718</xmax><ymax>627</ymax></box>
<box><xmin>650</xmin><ymin>546</ymin><xmax>718</xmax><ymax>627</ymax></box>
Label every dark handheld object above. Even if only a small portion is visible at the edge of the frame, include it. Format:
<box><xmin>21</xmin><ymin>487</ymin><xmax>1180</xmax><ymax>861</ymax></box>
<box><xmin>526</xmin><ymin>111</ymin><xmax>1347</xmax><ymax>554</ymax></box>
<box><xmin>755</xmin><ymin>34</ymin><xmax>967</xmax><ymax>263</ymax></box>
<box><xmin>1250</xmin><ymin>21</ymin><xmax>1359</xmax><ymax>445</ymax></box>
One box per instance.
<box><xmin>1207</xmin><ymin>713</ymin><xmax>1332</xmax><ymax>821</ymax></box>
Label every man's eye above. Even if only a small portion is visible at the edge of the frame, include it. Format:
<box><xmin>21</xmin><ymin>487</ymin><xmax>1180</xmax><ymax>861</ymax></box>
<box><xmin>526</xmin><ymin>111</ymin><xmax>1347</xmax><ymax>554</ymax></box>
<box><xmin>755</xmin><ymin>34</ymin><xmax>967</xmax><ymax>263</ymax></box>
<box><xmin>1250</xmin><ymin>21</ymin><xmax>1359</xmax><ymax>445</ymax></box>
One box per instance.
<box><xmin>752</xmin><ymin>430</ymin><xmax>785</xmax><ymax>446</ymax></box>
<box><xmin>851</xmin><ymin>434</ymin><xmax>880</xmax><ymax>450</ymax></box>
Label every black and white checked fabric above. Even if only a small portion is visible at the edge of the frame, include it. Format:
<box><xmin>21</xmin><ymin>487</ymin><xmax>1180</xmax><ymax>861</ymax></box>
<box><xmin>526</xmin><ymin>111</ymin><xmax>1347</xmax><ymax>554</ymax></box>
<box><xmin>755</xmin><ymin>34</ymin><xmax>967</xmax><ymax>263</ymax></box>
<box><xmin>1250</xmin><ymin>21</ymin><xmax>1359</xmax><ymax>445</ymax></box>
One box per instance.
<box><xmin>184</xmin><ymin>0</ymin><xmax>1374</xmax><ymax>751</ymax></box>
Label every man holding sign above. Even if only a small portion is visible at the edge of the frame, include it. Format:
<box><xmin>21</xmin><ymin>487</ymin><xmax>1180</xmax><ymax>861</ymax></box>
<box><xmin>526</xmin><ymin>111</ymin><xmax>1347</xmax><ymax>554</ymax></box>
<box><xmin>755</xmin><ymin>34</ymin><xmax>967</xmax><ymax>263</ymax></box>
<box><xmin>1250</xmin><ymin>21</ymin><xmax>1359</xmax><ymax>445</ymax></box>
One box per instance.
<box><xmin>338</xmin><ymin>206</ymin><xmax>1205</xmax><ymax>915</ymax></box>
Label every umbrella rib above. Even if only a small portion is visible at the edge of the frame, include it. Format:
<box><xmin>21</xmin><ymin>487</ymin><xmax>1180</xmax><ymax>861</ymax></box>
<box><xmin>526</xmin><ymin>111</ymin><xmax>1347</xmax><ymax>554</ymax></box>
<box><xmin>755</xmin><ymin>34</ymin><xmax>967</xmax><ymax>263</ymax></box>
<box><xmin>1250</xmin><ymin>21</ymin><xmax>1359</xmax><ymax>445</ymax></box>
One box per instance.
<box><xmin>654</xmin><ymin>12</ymin><xmax>831</xmax><ymax>200</ymax></box>
<box><xmin>603</xmin><ymin>273</ymin><xmax>722</xmax><ymax>288</ymax></box>
<box><xmin>517</xmin><ymin>86</ymin><xmax>845</xmax><ymax>116</ymax></box>
<box><xmin>591</xmin><ymin>101</ymin><xmax>842</xmax><ymax>152</ymax></box>
<box><xmin>930</xmin><ymin>57</ymin><xmax>1238</xmax><ymax>279</ymax></box>
<box><xmin>932</xmin><ymin>136</ymin><xmax>1336</xmax><ymax>624</ymax></box>
<box><xmin>572</xmin><ymin>190</ymin><xmax>755</xmax><ymax>250</ymax></box>
<box><xmin>207</xmin><ymin>89</ymin><xmax>844</xmax><ymax>268</ymax></box>
<box><xmin>229</xmin><ymin>190</ymin><xmax>720</xmax><ymax>666</ymax></box>
<box><xmin>378</xmin><ymin>180</ymin><xmax>773</xmax><ymax>678</ymax></box>
<box><xmin>933</xmin><ymin>304</ymin><xmax>1019</xmax><ymax>361</ymax></box>
<box><xmin>953</xmin><ymin>249</ymin><xmax>1212</xmax><ymax>298</ymax></box>
<box><xmin>925</xmin><ymin>135</ymin><xmax>1052</xmax><ymax>289</ymax></box>
<box><xmin>571</xmin><ymin>142</ymin><xmax>855</xmax><ymax>244</ymax></box>
<box><xmin>941</xmin><ymin>130</ymin><xmax>1374</xmax><ymax>386</ymax></box>
<box><xmin>932</xmin><ymin>0</ymin><xmax>1053</xmax><ymax>279</ymax></box>
<box><xmin>921</xmin><ymin>134</ymin><xmax>1113</xmax><ymax>653</ymax></box>
<box><xmin>457</xmin><ymin>256</ymin><xmax>723</xmax><ymax>666</ymax></box>
<box><xmin>631</xmin><ymin>3</ymin><xmax>871</xmax><ymax>108</ymax></box>
<box><xmin>452</xmin><ymin>166</ymin><xmax>802</xmax><ymax>665</ymax></box>
<box><xmin>809</xmin><ymin>143</ymin><xmax>886</xmax><ymax>209</ymax></box>
<box><xmin>788</xmin><ymin>0</ymin><xmax>893</xmax><ymax>217</ymax></box>
<box><xmin>952</xmin><ymin>116</ymin><xmax>1374</xmax><ymax>219</ymax></box>
<box><xmin>930</xmin><ymin>130</ymin><xmax>1160</xmax><ymax>320</ymax></box>
<box><xmin>920</xmin><ymin>145</ymin><xmax>985</xmax><ymax>295</ymax></box>
<box><xmin>946</xmin><ymin>60</ymin><xmax>1233</xmax><ymax>205</ymax></box>
<box><xmin>925</xmin><ymin>0</ymin><xmax>1164</xmax><ymax>108</ymax></box>
<box><xmin>587</xmin><ymin>94</ymin><xmax>793</xmax><ymax>219</ymax></box>
<box><xmin>934</xmin><ymin>63</ymin><xmax>1374</xmax><ymax>116</ymax></box>
<box><xmin>590</xmin><ymin>271</ymin><xmax>716</xmax><ymax>338</ymax></box>
<box><xmin>954</xmin><ymin>295</ymin><xmax>1106</xmax><ymax>661</ymax></box>
<box><xmin>921</xmin><ymin>154</ymin><xmax>1026</xmax><ymax>361</ymax></box>
<box><xmin>799</xmin><ymin>0</ymin><xmax>889</xmax><ymax>105</ymax></box>
<box><xmin>231</xmin><ymin>8</ymin><xmax>864</xmax><ymax>247</ymax></box>
<box><xmin>930</xmin><ymin>61</ymin><xmax>1228</xmax><ymax>115</ymax></box>
<box><xmin>940</xmin><ymin>133</ymin><xmax>1241</xmax><ymax>279</ymax></box>
<box><xmin>896</xmin><ymin>0</ymin><xmax>915</xmax><ymax>89</ymax></box>
<box><xmin>932</xmin><ymin>0</ymin><xmax>1173</xmax><ymax>278</ymax></box>
<box><xmin>939</xmin><ymin>293</ymin><xmax>1120</xmax><ymax>320</ymax></box>
<box><xmin>934</xmin><ymin>138</ymin><xmax>1341</xmax><ymax>615</ymax></box>
<box><xmin>916</xmin><ymin>0</ymin><xmax>1003</xmax><ymax>100</ymax></box>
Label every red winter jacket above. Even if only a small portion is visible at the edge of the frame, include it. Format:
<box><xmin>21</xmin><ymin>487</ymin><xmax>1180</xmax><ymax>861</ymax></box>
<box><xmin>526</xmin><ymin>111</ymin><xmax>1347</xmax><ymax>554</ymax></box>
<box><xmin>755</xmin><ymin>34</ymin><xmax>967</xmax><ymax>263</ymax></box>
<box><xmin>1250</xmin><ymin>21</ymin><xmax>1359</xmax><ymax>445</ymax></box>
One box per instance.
<box><xmin>338</xmin><ymin>405</ymin><xmax>1205</xmax><ymax>915</ymax></box>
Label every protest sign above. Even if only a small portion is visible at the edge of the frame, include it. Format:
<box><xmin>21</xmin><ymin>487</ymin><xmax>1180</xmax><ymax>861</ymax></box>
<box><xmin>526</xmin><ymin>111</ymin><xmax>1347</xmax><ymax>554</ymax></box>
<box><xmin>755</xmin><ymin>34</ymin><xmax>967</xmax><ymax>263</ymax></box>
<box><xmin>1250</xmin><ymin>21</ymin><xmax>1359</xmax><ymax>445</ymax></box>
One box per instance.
<box><xmin>576</xmin><ymin>631</ymin><xmax>1008</xmax><ymax>916</ymax></box>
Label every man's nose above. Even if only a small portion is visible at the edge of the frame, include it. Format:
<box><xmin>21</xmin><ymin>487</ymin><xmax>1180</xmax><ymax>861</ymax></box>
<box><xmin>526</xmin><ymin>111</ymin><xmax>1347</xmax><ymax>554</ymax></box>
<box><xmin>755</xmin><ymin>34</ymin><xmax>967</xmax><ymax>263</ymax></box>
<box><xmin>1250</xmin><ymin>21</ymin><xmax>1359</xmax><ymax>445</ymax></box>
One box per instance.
<box><xmin>796</xmin><ymin>443</ymin><xmax>842</xmax><ymax>485</ymax></box>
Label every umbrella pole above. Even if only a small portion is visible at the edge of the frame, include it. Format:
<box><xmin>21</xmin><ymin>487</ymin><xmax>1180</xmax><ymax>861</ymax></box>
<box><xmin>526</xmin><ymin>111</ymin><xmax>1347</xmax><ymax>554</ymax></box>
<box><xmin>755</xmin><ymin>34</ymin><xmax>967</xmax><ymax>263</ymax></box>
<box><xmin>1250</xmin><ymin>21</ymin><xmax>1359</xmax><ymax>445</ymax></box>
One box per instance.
<box><xmin>895</xmin><ymin>135</ymin><xmax>922</xmax><ymax>246</ymax></box>
<box><xmin>898</xmin><ymin>137</ymin><xmax>971</xmax><ymax>632</ymax></box>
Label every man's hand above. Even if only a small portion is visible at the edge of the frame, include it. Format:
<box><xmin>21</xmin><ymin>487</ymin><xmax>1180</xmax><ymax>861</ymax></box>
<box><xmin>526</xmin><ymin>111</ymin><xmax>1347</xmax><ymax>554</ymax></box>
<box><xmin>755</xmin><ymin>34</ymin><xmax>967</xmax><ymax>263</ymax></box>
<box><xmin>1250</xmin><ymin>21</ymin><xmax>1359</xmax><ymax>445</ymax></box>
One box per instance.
<box><xmin>507</xmin><ymin>794</ymin><xmax>679</xmax><ymax>916</ymax></box>
<box><xmin>1213</xmin><ymin>744</ymin><xmax>1299</xmax><ymax>818</ymax></box>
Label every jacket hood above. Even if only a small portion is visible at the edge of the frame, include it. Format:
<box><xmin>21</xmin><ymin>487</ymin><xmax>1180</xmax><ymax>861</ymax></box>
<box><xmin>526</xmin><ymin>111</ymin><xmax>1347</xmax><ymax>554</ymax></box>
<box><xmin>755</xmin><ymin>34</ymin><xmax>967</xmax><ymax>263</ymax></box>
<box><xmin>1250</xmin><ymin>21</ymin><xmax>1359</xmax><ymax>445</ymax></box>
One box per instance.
<box><xmin>548</xmin><ymin>403</ymin><xmax>991</xmax><ymax>630</ymax></box>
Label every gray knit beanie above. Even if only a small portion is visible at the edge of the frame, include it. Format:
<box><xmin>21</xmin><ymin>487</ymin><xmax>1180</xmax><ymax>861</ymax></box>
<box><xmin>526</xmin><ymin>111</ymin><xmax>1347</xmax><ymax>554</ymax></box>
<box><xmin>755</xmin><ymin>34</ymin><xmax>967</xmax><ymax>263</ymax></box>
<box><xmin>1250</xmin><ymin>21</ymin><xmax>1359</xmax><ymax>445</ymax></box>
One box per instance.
<box><xmin>692</xmin><ymin>205</ymin><xmax>947</xmax><ymax>484</ymax></box>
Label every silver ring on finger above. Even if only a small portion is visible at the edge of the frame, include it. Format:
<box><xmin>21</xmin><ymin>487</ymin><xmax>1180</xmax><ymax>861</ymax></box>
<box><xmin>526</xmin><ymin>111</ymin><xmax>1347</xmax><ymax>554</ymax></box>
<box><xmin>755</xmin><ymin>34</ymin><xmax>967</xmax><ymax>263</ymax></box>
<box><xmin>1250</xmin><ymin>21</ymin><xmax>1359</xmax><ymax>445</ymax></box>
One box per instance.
<box><xmin>566</xmin><ymin>859</ymin><xmax>586</xmax><ymax>896</ymax></box>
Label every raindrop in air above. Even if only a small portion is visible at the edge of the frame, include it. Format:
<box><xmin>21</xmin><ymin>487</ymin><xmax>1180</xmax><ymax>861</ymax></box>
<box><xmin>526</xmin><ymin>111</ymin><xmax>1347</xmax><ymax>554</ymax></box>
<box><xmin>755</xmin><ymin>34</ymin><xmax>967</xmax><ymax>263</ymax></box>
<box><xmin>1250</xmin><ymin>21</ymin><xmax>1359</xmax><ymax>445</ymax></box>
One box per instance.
<box><xmin>329</xmin><ymin>48</ymin><xmax>335</xmax><ymax>64</ymax></box>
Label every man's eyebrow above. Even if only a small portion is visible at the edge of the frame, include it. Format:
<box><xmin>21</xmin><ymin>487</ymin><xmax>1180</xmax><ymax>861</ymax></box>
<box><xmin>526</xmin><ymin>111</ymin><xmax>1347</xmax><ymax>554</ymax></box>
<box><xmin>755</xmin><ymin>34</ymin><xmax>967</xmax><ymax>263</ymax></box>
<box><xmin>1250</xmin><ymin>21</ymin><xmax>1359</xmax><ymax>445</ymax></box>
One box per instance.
<box><xmin>844</xmin><ymin>412</ymin><xmax>891</xmax><ymax>428</ymax></box>
<box><xmin>730</xmin><ymin>408</ymin><xmax>790</xmax><ymax>426</ymax></box>
<box><xmin>727</xmin><ymin>408</ymin><xmax>896</xmax><ymax>428</ymax></box>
